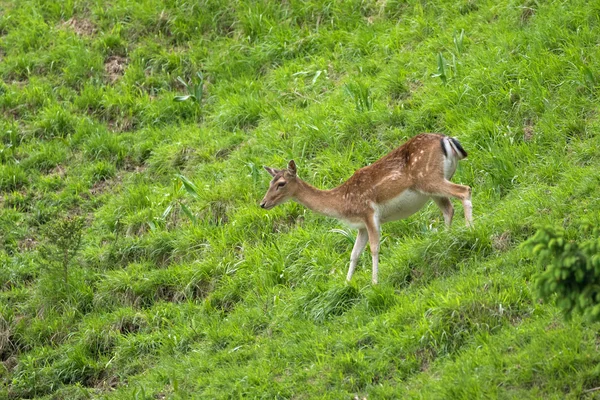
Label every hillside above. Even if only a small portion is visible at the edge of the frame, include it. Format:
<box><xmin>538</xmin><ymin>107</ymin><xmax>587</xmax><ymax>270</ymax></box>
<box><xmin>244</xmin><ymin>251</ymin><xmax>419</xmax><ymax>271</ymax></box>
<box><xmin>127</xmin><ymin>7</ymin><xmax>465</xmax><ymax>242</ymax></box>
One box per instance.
<box><xmin>1</xmin><ymin>0</ymin><xmax>600</xmax><ymax>398</ymax></box>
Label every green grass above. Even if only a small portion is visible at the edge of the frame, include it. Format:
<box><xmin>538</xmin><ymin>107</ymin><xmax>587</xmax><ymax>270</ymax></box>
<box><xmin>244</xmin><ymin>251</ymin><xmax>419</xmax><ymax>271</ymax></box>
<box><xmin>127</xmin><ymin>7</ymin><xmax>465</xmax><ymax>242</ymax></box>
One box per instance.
<box><xmin>1</xmin><ymin>0</ymin><xmax>600</xmax><ymax>398</ymax></box>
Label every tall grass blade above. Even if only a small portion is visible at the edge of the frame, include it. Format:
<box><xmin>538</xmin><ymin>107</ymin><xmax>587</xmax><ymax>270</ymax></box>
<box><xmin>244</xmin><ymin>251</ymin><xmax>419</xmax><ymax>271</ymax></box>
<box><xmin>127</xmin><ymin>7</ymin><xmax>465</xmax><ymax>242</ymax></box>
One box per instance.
<box><xmin>180</xmin><ymin>203</ymin><xmax>197</xmax><ymax>225</ymax></box>
<box><xmin>454</xmin><ymin>29</ymin><xmax>465</xmax><ymax>54</ymax></box>
<box><xmin>434</xmin><ymin>52</ymin><xmax>448</xmax><ymax>84</ymax></box>
<box><xmin>176</xmin><ymin>174</ymin><xmax>199</xmax><ymax>198</ymax></box>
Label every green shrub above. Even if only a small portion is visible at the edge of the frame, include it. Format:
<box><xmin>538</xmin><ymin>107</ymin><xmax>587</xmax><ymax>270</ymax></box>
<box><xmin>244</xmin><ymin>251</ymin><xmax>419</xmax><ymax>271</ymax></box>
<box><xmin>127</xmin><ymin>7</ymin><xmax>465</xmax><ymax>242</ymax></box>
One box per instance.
<box><xmin>525</xmin><ymin>225</ymin><xmax>600</xmax><ymax>321</ymax></box>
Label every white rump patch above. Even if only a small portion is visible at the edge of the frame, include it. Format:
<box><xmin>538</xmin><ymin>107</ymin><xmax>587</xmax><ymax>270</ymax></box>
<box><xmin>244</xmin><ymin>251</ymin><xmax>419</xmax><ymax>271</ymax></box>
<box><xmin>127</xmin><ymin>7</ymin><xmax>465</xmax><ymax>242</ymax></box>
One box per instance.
<box><xmin>442</xmin><ymin>137</ymin><xmax>459</xmax><ymax>179</ymax></box>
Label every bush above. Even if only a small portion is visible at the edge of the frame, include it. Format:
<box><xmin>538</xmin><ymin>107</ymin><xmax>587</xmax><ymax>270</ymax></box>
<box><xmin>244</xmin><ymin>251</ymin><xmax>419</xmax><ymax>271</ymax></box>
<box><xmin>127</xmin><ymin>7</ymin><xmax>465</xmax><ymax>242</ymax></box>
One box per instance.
<box><xmin>524</xmin><ymin>225</ymin><xmax>600</xmax><ymax>321</ymax></box>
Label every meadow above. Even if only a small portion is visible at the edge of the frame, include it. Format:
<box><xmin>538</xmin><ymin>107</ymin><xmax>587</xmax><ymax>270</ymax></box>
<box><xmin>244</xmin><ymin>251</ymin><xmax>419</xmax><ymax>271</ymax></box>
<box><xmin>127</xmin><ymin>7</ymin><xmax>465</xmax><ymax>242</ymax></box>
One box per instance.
<box><xmin>1</xmin><ymin>0</ymin><xmax>600</xmax><ymax>398</ymax></box>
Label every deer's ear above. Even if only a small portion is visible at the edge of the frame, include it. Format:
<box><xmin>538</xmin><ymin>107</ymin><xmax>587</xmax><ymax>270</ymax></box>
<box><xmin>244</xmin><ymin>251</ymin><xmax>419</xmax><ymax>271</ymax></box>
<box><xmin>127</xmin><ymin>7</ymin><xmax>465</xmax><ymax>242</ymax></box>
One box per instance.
<box><xmin>263</xmin><ymin>166</ymin><xmax>279</xmax><ymax>177</ymax></box>
<box><xmin>287</xmin><ymin>160</ymin><xmax>297</xmax><ymax>176</ymax></box>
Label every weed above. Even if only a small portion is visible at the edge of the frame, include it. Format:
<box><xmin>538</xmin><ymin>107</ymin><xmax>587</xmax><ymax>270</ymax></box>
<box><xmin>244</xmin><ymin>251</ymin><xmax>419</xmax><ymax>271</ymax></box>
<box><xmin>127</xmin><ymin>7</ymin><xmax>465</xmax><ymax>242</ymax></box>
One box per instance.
<box><xmin>453</xmin><ymin>29</ymin><xmax>465</xmax><ymax>54</ymax></box>
<box><xmin>96</xmin><ymin>27</ymin><xmax>127</xmax><ymax>57</ymax></box>
<box><xmin>214</xmin><ymin>90</ymin><xmax>264</xmax><ymax>130</ymax></box>
<box><xmin>173</xmin><ymin>72</ymin><xmax>204</xmax><ymax>105</ymax></box>
<box><xmin>159</xmin><ymin>174</ymin><xmax>200</xmax><ymax>227</ymax></box>
<box><xmin>580</xmin><ymin>65</ymin><xmax>598</xmax><ymax>93</ymax></box>
<box><xmin>83</xmin><ymin>129</ymin><xmax>127</xmax><ymax>165</ymax></box>
<box><xmin>364</xmin><ymin>285</ymin><xmax>398</xmax><ymax>314</ymax></box>
<box><xmin>21</xmin><ymin>142</ymin><xmax>68</xmax><ymax>173</ymax></box>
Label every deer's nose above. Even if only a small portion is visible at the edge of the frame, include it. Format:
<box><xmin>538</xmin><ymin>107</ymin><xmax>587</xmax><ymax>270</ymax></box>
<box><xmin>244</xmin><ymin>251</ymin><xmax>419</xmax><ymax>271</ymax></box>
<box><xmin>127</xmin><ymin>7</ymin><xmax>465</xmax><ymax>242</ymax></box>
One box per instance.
<box><xmin>260</xmin><ymin>201</ymin><xmax>266</xmax><ymax>209</ymax></box>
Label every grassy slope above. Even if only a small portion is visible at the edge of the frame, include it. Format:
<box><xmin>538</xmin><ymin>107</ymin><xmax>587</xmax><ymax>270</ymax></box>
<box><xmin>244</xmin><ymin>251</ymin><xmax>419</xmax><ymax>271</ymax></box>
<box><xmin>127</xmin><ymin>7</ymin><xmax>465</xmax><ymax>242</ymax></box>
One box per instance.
<box><xmin>1</xmin><ymin>0</ymin><xmax>600</xmax><ymax>398</ymax></box>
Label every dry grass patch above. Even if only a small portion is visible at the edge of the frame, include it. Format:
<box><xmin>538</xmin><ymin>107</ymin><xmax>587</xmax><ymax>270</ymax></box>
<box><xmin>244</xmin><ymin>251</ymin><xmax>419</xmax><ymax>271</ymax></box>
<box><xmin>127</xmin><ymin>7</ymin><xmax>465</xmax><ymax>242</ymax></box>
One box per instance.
<box><xmin>104</xmin><ymin>56</ymin><xmax>128</xmax><ymax>83</ymax></box>
<box><xmin>492</xmin><ymin>231</ymin><xmax>512</xmax><ymax>252</ymax></box>
<box><xmin>523</xmin><ymin>121</ymin><xmax>535</xmax><ymax>142</ymax></box>
<box><xmin>61</xmin><ymin>18</ymin><xmax>97</xmax><ymax>36</ymax></box>
<box><xmin>49</xmin><ymin>165</ymin><xmax>67</xmax><ymax>178</ymax></box>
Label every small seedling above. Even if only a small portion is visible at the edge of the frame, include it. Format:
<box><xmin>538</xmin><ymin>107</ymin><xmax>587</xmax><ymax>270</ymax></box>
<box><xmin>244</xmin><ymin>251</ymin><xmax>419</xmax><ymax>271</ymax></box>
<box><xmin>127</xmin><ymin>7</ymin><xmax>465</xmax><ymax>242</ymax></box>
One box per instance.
<box><xmin>155</xmin><ymin>174</ymin><xmax>200</xmax><ymax>230</ymax></box>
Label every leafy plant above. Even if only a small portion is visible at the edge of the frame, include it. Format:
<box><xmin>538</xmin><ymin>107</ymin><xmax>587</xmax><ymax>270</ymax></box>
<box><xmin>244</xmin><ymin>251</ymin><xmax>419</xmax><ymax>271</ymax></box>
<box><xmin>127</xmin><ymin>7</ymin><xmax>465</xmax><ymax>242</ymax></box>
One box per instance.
<box><xmin>173</xmin><ymin>72</ymin><xmax>204</xmax><ymax>104</ymax></box>
<box><xmin>524</xmin><ymin>225</ymin><xmax>600</xmax><ymax>321</ymax></box>
<box><xmin>155</xmin><ymin>174</ymin><xmax>200</xmax><ymax>229</ymax></box>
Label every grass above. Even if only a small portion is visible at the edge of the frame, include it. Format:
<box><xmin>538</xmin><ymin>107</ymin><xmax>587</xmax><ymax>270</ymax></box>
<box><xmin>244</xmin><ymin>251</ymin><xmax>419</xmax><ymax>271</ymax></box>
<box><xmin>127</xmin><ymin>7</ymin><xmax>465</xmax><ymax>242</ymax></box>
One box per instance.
<box><xmin>1</xmin><ymin>0</ymin><xmax>600</xmax><ymax>398</ymax></box>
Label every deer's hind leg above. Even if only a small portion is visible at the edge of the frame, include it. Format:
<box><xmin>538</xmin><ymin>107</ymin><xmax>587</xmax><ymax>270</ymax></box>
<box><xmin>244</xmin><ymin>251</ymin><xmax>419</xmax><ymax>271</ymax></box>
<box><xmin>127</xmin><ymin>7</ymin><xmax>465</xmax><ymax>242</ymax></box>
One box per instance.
<box><xmin>433</xmin><ymin>196</ymin><xmax>454</xmax><ymax>227</ymax></box>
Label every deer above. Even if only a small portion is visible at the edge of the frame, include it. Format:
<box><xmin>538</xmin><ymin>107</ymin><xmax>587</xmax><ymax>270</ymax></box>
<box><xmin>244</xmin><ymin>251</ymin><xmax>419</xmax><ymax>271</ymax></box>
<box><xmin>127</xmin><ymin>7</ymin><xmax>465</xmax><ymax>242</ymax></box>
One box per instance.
<box><xmin>260</xmin><ymin>133</ymin><xmax>472</xmax><ymax>284</ymax></box>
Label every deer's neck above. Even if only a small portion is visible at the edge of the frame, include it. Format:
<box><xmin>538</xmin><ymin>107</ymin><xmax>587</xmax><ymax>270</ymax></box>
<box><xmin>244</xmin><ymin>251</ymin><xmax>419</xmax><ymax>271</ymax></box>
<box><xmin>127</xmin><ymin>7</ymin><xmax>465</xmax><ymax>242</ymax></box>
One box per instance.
<box><xmin>293</xmin><ymin>179</ymin><xmax>343</xmax><ymax>219</ymax></box>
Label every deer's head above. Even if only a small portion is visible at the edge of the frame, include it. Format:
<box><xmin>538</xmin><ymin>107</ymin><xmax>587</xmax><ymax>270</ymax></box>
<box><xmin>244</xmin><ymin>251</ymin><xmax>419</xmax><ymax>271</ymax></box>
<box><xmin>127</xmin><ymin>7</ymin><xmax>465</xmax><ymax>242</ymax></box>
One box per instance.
<box><xmin>260</xmin><ymin>160</ymin><xmax>298</xmax><ymax>210</ymax></box>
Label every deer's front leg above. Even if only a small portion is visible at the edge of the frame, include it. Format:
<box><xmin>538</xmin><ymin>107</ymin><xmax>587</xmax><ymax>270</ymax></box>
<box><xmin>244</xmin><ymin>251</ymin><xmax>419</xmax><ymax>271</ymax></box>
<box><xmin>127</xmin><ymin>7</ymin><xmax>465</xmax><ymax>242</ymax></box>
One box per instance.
<box><xmin>347</xmin><ymin>228</ymin><xmax>368</xmax><ymax>282</ymax></box>
<box><xmin>366</xmin><ymin>217</ymin><xmax>381</xmax><ymax>285</ymax></box>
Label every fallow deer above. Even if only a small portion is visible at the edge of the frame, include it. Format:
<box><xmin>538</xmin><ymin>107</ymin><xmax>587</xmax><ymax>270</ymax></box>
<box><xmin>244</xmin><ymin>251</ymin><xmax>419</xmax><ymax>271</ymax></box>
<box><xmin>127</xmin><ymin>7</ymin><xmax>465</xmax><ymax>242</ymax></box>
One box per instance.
<box><xmin>260</xmin><ymin>133</ymin><xmax>472</xmax><ymax>284</ymax></box>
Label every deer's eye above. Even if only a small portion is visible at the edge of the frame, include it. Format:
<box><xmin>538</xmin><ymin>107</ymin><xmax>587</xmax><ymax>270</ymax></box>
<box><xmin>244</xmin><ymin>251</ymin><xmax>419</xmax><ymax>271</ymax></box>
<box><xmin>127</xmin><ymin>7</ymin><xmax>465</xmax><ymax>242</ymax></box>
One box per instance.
<box><xmin>277</xmin><ymin>181</ymin><xmax>286</xmax><ymax>188</ymax></box>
